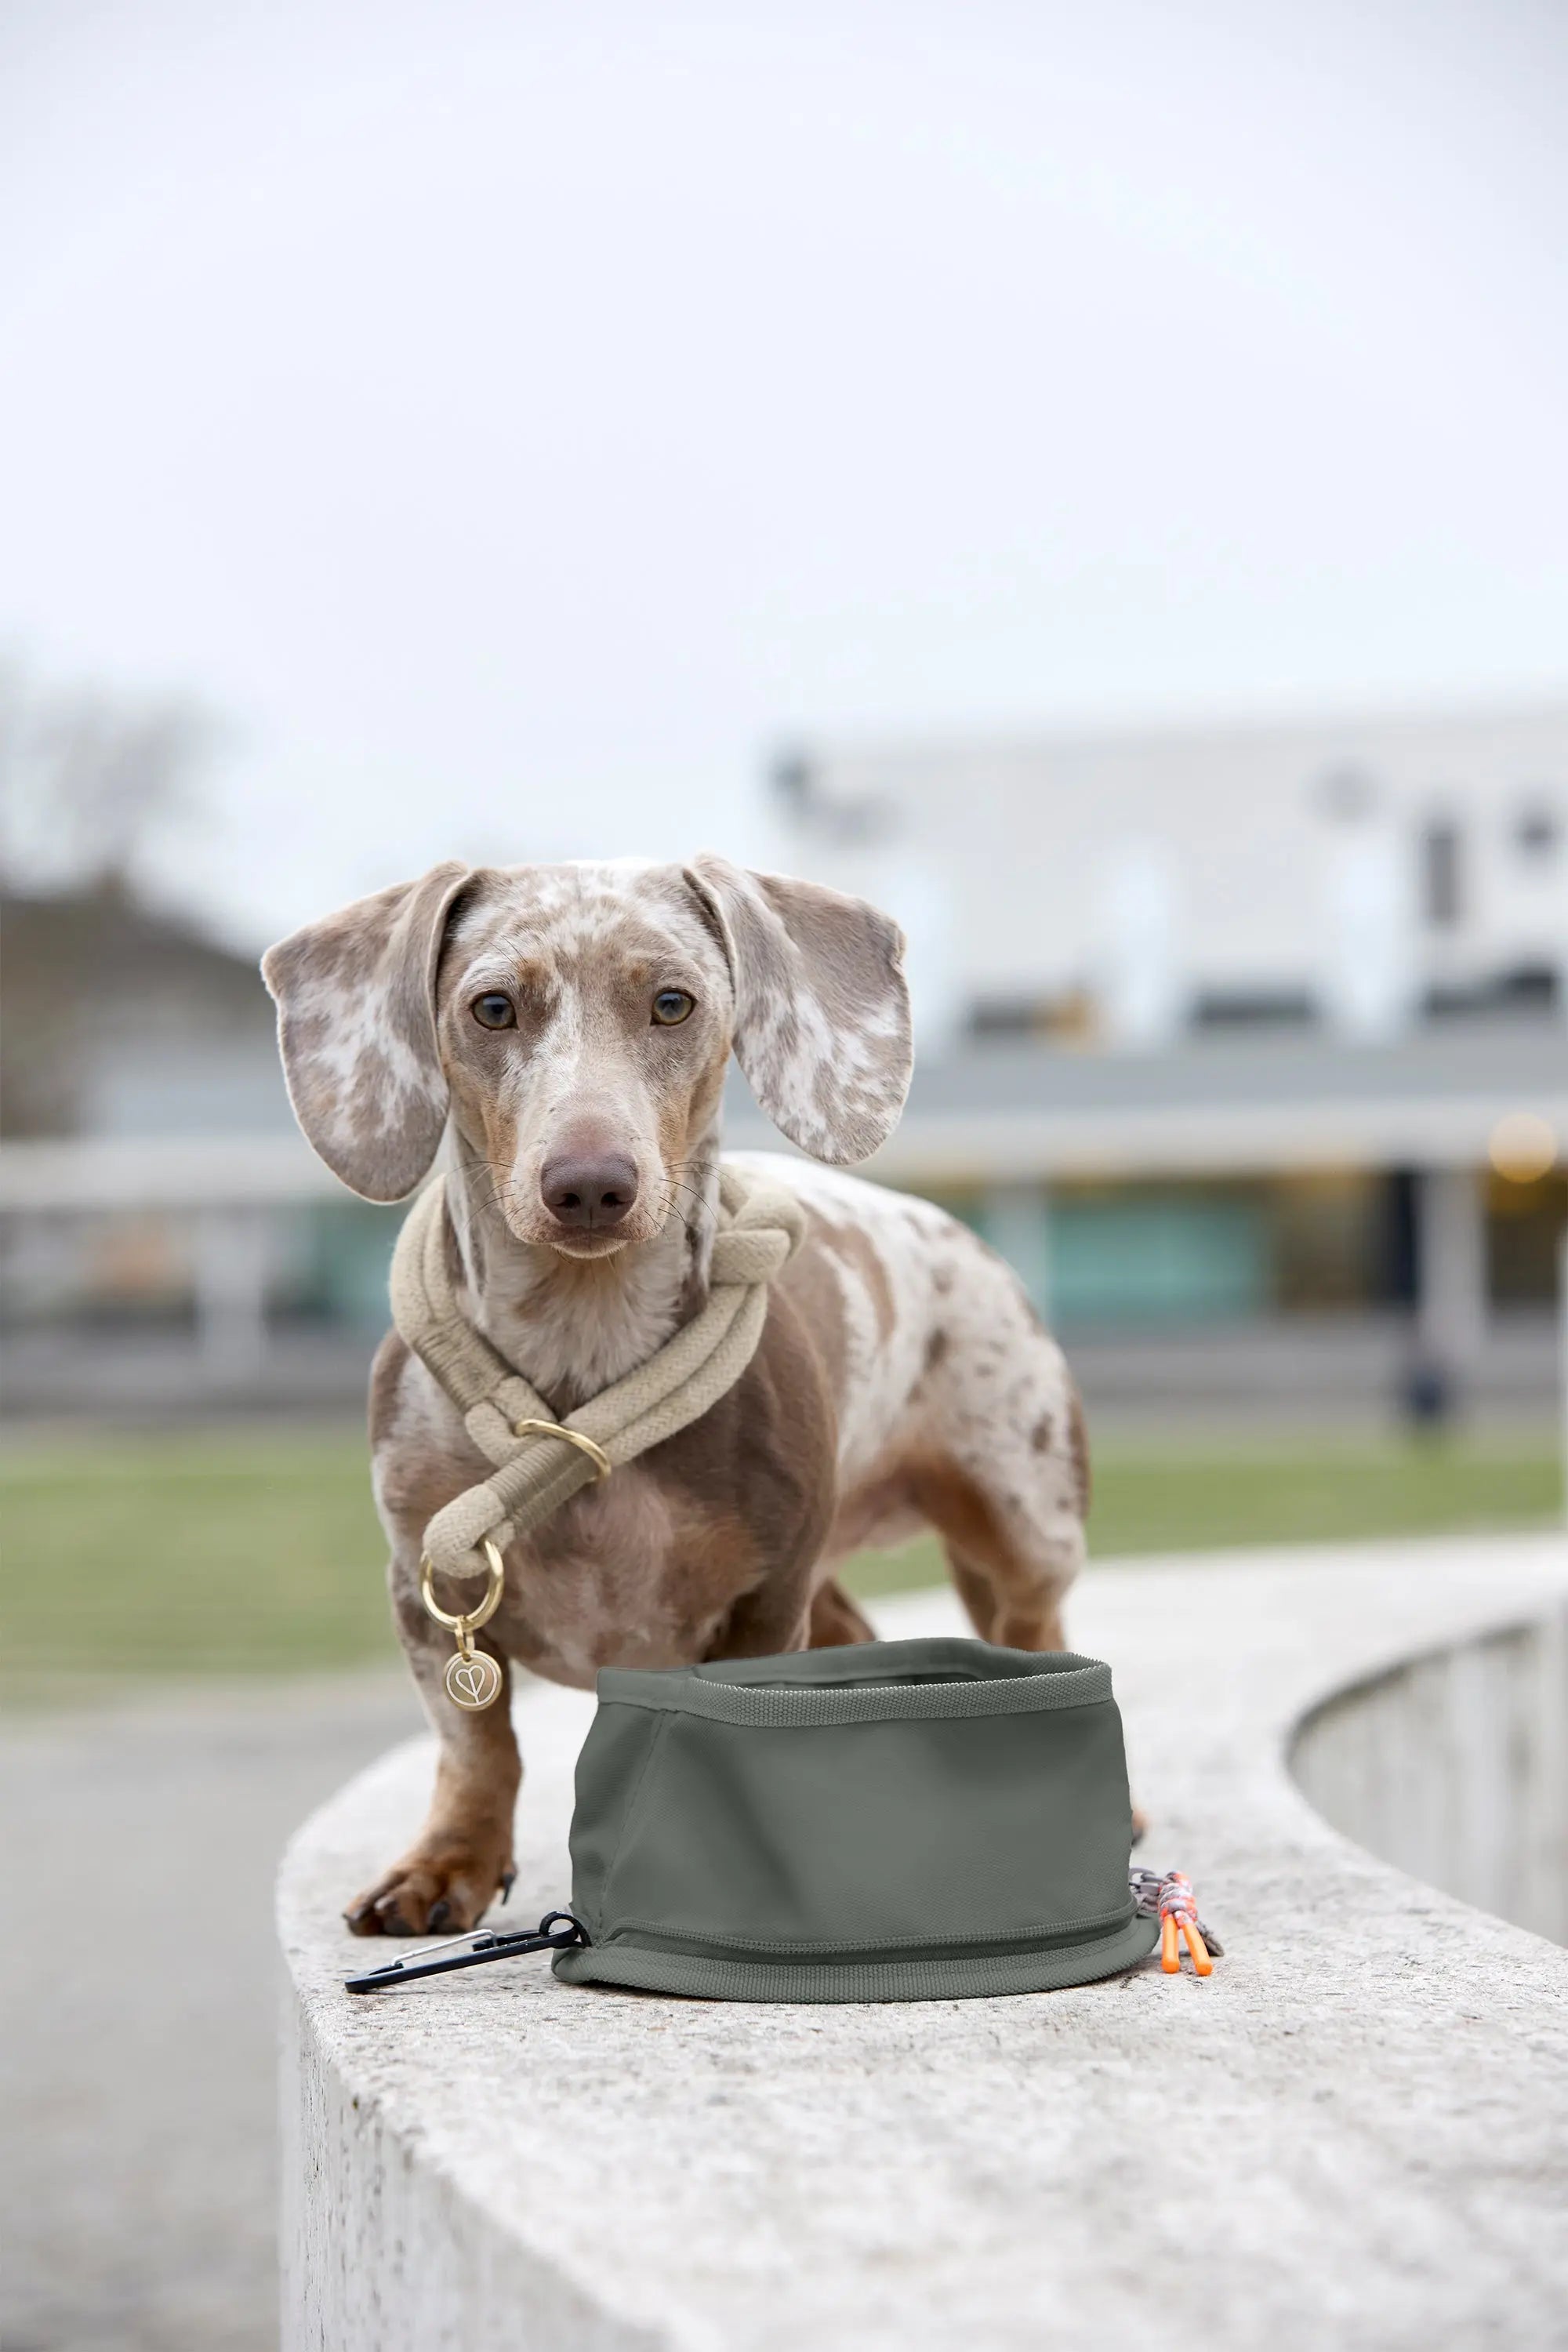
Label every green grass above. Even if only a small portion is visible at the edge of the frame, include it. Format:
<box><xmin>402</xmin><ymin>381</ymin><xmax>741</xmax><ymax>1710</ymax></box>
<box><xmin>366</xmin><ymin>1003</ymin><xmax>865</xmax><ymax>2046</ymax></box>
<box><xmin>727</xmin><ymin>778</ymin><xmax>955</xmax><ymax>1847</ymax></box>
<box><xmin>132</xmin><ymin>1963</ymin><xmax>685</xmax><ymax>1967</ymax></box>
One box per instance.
<box><xmin>1</xmin><ymin>1425</ymin><xmax>1559</xmax><ymax>1688</ymax></box>
<box><xmin>840</xmin><ymin>1432</ymin><xmax>1563</xmax><ymax>1599</ymax></box>
<box><xmin>1</xmin><ymin>1430</ymin><xmax>397</xmax><ymax>1686</ymax></box>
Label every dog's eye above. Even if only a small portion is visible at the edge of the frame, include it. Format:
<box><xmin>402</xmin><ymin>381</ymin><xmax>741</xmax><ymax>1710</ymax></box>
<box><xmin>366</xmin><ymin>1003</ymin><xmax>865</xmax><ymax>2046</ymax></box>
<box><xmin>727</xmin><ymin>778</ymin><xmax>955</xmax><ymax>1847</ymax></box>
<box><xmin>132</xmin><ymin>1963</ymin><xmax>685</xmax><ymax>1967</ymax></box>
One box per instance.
<box><xmin>471</xmin><ymin>993</ymin><xmax>517</xmax><ymax>1030</ymax></box>
<box><xmin>652</xmin><ymin>989</ymin><xmax>695</xmax><ymax>1026</ymax></box>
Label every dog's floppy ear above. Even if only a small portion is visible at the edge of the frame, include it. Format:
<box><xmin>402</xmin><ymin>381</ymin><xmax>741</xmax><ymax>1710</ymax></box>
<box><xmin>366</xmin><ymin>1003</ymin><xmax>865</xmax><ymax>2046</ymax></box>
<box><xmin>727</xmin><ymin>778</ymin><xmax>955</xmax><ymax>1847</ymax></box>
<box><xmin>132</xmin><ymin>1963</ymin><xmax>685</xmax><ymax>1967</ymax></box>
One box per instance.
<box><xmin>261</xmin><ymin>862</ymin><xmax>473</xmax><ymax>1201</ymax></box>
<box><xmin>683</xmin><ymin>854</ymin><xmax>913</xmax><ymax>1164</ymax></box>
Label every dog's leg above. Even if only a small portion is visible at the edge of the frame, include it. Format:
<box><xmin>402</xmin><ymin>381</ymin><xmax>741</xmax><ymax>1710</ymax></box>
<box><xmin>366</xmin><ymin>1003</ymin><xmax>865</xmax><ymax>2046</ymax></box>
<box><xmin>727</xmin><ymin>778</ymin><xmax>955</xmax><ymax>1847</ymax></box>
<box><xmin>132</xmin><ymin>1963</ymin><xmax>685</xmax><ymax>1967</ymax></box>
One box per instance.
<box><xmin>916</xmin><ymin>1377</ymin><xmax>1148</xmax><ymax>1835</ymax></box>
<box><xmin>912</xmin><ymin>1363</ymin><xmax>1091</xmax><ymax>1657</ymax></box>
<box><xmin>808</xmin><ymin>1577</ymin><xmax>876</xmax><ymax>1647</ymax></box>
<box><xmin>942</xmin><ymin>1553</ymin><xmax>1010</xmax><ymax>1646</ymax></box>
<box><xmin>928</xmin><ymin>1515</ymin><xmax>1080</xmax><ymax>1653</ymax></box>
<box><xmin>345</xmin><ymin>1585</ymin><xmax>521</xmax><ymax>1937</ymax></box>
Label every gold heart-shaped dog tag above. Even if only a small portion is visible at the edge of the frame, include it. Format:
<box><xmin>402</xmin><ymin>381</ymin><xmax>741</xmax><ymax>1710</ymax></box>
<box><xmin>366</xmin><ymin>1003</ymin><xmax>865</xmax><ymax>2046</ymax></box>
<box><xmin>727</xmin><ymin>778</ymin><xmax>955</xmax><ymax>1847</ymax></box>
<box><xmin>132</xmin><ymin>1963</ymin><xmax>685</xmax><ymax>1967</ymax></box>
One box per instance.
<box><xmin>445</xmin><ymin>1649</ymin><xmax>503</xmax><ymax>1711</ymax></box>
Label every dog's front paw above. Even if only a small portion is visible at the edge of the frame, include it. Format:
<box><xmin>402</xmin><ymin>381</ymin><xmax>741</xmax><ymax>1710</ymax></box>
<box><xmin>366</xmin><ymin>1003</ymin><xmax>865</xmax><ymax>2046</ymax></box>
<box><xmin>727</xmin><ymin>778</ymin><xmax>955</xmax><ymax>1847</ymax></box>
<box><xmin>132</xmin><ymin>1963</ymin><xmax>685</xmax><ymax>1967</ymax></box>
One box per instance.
<box><xmin>344</xmin><ymin>1836</ymin><xmax>515</xmax><ymax>1937</ymax></box>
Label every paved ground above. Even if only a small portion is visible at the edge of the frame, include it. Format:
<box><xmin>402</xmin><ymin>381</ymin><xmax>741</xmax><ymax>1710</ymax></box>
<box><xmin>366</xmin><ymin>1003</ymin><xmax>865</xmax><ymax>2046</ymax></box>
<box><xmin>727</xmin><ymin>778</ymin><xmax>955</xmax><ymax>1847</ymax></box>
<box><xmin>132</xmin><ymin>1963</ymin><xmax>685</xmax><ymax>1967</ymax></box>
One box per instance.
<box><xmin>0</xmin><ymin>1673</ymin><xmax>421</xmax><ymax>2352</ymax></box>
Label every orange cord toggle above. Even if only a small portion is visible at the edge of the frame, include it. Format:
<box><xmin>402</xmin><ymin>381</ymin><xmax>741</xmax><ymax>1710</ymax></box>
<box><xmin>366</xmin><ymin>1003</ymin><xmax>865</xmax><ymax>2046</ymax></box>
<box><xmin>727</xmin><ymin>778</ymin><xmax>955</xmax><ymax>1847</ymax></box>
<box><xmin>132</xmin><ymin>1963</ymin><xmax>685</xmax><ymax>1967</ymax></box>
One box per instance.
<box><xmin>1157</xmin><ymin>1871</ymin><xmax>1213</xmax><ymax>1976</ymax></box>
<box><xmin>1130</xmin><ymin>1865</ymin><xmax>1222</xmax><ymax>1974</ymax></box>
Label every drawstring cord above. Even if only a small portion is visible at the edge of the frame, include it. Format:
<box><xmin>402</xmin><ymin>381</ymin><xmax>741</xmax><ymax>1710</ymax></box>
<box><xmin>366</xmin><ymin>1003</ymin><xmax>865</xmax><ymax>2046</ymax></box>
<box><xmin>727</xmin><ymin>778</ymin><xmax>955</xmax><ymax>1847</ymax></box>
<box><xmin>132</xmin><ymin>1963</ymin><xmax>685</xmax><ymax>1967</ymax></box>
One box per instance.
<box><xmin>1130</xmin><ymin>1867</ymin><xmax>1221</xmax><ymax>1973</ymax></box>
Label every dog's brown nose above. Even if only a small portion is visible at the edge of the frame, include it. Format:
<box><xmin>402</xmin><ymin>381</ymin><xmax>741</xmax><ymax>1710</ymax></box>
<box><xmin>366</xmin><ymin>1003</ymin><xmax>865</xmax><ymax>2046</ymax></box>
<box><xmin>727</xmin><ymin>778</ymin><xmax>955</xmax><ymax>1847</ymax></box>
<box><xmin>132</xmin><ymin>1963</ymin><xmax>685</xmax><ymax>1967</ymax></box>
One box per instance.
<box><xmin>540</xmin><ymin>1152</ymin><xmax>640</xmax><ymax>1231</ymax></box>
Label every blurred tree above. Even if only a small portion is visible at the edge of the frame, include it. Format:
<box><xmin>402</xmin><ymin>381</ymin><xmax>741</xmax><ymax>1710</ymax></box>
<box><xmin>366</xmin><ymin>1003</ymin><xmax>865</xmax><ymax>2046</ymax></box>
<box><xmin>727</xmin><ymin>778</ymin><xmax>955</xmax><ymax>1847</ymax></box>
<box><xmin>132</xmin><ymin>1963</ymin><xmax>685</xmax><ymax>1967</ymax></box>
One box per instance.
<box><xmin>0</xmin><ymin>664</ymin><xmax>231</xmax><ymax>1136</ymax></box>
<box><xmin>0</xmin><ymin>661</ymin><xmax>217</xmax><ymax>894</ymax></box>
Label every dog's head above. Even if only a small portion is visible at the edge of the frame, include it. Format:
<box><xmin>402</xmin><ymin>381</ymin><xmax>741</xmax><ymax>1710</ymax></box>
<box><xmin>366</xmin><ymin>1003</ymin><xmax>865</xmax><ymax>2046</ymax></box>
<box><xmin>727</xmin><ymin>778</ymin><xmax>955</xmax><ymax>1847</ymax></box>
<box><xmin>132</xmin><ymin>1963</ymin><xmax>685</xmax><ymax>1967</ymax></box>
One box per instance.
<box><xmin>261</xmin><ymin>858</ymin><xmax>912</xmax><ymax>1255</ymax></box>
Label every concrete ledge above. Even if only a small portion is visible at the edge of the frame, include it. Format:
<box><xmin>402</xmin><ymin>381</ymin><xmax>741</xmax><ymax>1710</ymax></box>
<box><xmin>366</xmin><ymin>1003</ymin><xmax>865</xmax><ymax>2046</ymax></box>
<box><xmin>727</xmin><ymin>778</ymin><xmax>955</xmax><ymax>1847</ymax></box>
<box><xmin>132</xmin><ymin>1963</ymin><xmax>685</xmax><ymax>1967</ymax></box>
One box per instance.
<box><xmin>278</xmin><ymin>1535</ymin><xmax>1568</xmax><ymax>2351</ymax></box>
<box><xmin>1294</xmin><ymin>1602</ymin><xmax>1567</xmax><ymax>1944</ymax></box>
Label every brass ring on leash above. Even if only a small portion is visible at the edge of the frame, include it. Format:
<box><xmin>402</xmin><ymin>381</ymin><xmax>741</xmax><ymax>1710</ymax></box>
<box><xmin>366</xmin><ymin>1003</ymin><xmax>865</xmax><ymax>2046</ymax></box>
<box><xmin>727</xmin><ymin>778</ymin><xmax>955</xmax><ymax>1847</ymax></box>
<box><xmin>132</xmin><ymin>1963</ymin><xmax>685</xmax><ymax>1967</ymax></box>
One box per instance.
<box><xmin>512</xmin><ymin>1418</ymin><xmax>614</xmax><ymax>1482</ymax></box>
<box><xmin>419</xmin><ymin>1537</ymin><xmax>506</xmax><ymax>1631</ymax></box>
<box><xmin>421</xmin><ymin>1538</ymin><xmax>507</xmax><ymax>1712</ymax></box>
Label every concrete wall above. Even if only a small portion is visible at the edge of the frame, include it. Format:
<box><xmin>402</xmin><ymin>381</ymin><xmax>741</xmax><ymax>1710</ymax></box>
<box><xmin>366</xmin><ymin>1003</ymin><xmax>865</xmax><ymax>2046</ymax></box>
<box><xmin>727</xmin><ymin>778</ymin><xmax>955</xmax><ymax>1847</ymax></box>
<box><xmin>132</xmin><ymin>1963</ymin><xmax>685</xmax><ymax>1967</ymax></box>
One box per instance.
<box><xmin>1291</xmin><ymin>1607</ymin><xmax>1568</xmax><ymax>1944</ymax></box>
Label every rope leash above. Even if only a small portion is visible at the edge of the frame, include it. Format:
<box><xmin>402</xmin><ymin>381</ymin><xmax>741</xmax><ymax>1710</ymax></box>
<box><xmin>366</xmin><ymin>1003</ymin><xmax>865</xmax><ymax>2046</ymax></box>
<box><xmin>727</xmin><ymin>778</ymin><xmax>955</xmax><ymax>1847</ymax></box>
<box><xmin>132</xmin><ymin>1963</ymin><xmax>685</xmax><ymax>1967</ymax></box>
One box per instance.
<box><xmin>388</xmin><ymin>1164</ymin><xmax>806</xmax><ymax>1710</ymax></box>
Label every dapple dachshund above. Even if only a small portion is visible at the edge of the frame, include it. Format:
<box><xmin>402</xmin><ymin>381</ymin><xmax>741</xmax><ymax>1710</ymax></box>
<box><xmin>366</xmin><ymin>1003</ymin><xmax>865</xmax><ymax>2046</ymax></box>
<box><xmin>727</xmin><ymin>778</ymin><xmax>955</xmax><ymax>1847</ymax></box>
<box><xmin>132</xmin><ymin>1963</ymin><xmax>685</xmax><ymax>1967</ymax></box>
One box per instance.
<box><xmin>263</xmin><ymin>858</ymin><xmax>1091</xmax><ymax>1935</ymax></box>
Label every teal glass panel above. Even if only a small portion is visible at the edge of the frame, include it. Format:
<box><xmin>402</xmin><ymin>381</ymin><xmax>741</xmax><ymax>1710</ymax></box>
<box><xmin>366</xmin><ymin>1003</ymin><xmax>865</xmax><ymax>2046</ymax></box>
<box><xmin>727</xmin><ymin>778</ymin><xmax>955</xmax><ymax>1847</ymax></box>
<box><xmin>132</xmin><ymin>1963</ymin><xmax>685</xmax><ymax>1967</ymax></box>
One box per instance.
<box><xmin>294</xmin><ymin>1200</ymin><xmax>402</xmax><ymax>1330</ymax></box>
<box><xmin>1048</xmin><ymin>1196</ymin><xmax>1270</xmax><ymax>1328</ymax></box>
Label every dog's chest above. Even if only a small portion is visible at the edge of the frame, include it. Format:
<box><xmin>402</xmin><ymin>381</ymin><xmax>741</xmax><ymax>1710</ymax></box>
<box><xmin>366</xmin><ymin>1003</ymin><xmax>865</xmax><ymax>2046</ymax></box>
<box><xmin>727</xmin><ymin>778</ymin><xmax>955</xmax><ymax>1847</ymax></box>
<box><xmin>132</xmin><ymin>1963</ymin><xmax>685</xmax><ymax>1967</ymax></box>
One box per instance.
<box><xmin>376</xmin><ymin>1281</ymin><xmax>834</xmax><ymax>1688</ymax></box>
<box><xmin>488</xmin><ymin>1467</ymin><xmax>751</xmax><ymax>1687</ymax></box>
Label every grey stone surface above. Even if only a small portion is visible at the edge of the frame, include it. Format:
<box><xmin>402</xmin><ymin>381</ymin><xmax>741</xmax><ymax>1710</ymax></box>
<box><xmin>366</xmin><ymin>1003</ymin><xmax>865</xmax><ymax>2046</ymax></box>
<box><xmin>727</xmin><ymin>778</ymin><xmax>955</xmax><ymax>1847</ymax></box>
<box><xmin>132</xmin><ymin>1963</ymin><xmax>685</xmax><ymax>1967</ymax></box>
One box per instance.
<box><xmin>0</xmin><ymin>1672</ymin><xmax>420</xmax><ymax>2352</ymax></box>
<box><xmin>279</xmin><ymin>1535</ymin><xmax>1568</xmax><ymax>2352</ymax></box>
<box><xmin>1294</xmin><ymin>1606</ymin><xmax>1568</xmax><ymax>1943</ymax></box>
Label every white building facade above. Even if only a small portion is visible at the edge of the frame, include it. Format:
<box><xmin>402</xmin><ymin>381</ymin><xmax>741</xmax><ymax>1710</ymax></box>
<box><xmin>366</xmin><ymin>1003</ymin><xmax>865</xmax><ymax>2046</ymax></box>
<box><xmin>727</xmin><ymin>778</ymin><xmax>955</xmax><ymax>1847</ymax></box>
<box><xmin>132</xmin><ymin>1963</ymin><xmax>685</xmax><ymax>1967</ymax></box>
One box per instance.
<box><xmin>771</xmin><ymin>702</ymin><xmax>1568</xmax><ymax>1053</ymax></box>
<box><xmin>765</xmin><ymin>703</ymin><xmax>1568</xmax><ymax>1418</ymax></box>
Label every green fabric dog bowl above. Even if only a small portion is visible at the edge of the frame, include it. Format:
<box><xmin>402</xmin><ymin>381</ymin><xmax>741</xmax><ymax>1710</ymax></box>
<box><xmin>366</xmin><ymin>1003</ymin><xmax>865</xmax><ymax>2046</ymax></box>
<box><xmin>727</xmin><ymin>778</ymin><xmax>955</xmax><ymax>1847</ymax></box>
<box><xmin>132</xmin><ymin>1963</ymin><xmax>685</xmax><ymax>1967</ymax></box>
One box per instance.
<box><xmin>553</xmin><ymin>1635</ymin><xmax>1157</xmax><ymax>2002</ymax></box>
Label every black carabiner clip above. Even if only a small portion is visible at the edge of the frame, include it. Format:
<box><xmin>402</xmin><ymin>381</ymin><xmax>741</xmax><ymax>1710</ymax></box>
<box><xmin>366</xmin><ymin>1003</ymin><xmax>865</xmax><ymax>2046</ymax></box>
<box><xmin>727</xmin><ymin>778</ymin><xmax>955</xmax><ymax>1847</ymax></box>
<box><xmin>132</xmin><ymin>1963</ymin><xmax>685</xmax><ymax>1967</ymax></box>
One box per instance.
<box><xmin>344</xmin><ymin>1908</ymin><xmax>589</xmax><ymax>1994</ymax></box>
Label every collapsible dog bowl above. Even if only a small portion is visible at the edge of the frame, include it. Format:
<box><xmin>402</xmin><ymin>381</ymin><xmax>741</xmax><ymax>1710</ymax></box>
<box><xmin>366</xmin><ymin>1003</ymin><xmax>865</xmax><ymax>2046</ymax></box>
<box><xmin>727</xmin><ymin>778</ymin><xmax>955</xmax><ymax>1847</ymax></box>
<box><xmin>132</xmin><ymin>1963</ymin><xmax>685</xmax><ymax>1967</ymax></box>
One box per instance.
<box><xmin>552</xmin><ymin>1635</ymin><xmax>1157</xmax><ymax>2002</ymax></box>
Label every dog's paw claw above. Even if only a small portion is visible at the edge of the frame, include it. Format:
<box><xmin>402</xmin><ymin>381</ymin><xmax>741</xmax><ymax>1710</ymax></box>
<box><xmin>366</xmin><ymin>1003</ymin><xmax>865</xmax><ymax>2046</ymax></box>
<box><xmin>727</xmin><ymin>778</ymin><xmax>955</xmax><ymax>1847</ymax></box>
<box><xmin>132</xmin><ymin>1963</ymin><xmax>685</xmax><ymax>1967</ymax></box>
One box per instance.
<box><xmin>343</xmin><ymin>1842</ymin><xmax>511</xmax><ymax>1936</ymax></box>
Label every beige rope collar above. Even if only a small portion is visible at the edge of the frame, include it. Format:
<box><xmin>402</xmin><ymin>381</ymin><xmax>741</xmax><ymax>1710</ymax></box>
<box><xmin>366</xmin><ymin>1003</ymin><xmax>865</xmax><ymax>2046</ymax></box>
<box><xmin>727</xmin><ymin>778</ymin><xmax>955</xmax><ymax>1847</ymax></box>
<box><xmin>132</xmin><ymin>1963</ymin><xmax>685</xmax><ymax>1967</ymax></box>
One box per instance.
<box><xmin>389</xmin><ymin>1165</ymin><xmax>807</xmax><ymax>1600</ymax></box>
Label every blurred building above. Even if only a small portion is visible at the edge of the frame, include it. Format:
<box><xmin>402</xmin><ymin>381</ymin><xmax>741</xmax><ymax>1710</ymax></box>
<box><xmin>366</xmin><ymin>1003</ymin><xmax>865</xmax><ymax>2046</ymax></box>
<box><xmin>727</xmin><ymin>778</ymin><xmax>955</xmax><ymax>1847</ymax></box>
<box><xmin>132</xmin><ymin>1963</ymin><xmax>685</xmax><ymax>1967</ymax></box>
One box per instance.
<box><xmin>2</xmin><ymin>704</ymin><xmax>1563</xmax><ymax>1422</ymax></box>
<box><xmin>1</xmin><ymin>880</ymin><xmax>288</xmax><ymax>1140</ymax></box>
<box><xmin>759</xmin><ymin>702</ymin><xmax>1568</xmax><ymax>1419</ymax></box>
<box><xmin>0</xmin><ymin>883</ymin><xmax>398</xmax><ymax>1409</ymax></box>
<box><xmin>771</xmin><ymin>702</ymin><xmax>1568</xmax><ymax>1047</ymax></box>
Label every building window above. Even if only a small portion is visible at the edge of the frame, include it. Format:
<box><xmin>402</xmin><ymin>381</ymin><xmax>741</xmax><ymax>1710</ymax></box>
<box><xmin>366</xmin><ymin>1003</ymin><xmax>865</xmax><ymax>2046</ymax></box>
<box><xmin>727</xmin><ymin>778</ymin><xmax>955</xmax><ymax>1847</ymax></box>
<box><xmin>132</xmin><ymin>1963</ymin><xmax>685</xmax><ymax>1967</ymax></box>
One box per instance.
<box><xmin>1421</xmin><ymin>820</ymin><xmax>1463</xmax><ymax>928</ymax></box>
<box><xmin>1515</xmin><ymin>803</ymin><xmax>1560</xmax><ymax>861</ymax></box>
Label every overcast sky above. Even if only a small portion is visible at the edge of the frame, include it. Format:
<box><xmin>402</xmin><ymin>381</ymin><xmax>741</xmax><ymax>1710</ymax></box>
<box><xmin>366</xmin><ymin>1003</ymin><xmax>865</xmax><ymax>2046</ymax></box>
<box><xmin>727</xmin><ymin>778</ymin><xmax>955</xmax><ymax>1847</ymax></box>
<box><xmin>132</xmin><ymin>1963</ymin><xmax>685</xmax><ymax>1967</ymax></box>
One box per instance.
<box><xmin>2</xmin><ymin>0</ymin><xmax>1566</xmax><ymax>947</ymax></box>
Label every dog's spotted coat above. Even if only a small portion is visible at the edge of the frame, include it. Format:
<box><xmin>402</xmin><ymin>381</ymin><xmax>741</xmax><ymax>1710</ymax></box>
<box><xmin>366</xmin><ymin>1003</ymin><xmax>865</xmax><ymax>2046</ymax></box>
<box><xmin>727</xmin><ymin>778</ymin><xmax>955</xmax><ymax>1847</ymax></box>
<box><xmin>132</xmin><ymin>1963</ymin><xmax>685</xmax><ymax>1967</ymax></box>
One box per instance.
<box><xmin>264</xmin><ymin>857</ymin><xmax>1087</xmax><ymax>1936</ymax></box>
